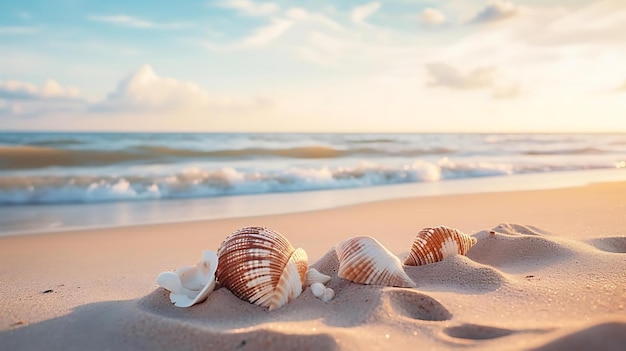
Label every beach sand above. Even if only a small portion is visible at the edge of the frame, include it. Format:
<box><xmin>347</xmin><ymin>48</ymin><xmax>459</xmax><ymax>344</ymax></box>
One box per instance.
<box><xmin>1</xmin><ymin>182</ymin><xmax>625</xmax><ymax>350</ymax></box>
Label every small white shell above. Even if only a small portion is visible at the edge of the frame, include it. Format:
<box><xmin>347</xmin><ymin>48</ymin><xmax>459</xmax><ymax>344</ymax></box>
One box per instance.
<box><xmin>321</xmin><ymin>287</ymin><xmax>335</xmax><ymax>302</ymax></box>
<box><xmin>310</xmin><ymin>283</ymin><xmax>326</xmax><ymax>298</ymax></box>
<box><xmin>157</xmin><ymin>250</ymin><xmax>218</xmax><ymax>307</ymax></box>
<box><xmin>305</xmin><ymin>268</ymin><xmax>331</xmax><ymax>286</ymax></box>
<box><xmin>404</xmin><ymin>226</ymin><xmax>477</xmax><ymax>266</ymax></box>
<box><xmin>335</xmin><ymin>236</ymin><xmax>416</xmax><ymax>288</ymax></box>
<box><xmin>216</xmin><ymin>226</ymin><xmax>309</xmax><ymax>310</ymax></box>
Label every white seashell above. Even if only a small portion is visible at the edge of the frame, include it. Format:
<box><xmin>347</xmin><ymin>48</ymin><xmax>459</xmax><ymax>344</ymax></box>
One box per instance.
<box><xmin>216</xmin><ymin>226</ymin><xmax>309</xmax><ymax>310</ymax></box>
<box><xmin>321</xmin><ymin>287</ymin><xmax>335</xmax><ymax>302</ymax></box>
<box><xmin>310</xmin><ymin>283</ymin><xmax>326</xmax><ymax>298</ymax></box>
<box><xmin>305</xmin><ymin>268</ymin><xmax>331</xmax><ymax>286</ymax></box>
<box><xmin>404</xmin><ymin>226</ymin><xmax>477</xmax><ymax>266</ymax></box>
<box><xmin>335</xmin><ymin>236</ymin><xmax>416</xmax><ymax>288</ymax></box>
<box><xmin>157</xmin><ymin>250</ymin><xmax>218</xmax><ymax>307</ymax></box>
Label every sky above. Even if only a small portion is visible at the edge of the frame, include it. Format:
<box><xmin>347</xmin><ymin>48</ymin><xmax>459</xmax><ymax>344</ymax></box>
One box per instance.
<box><xmin>0</xmin><ymin>0</ymin><xmax>625</xmax><ymax>133</ymax></box>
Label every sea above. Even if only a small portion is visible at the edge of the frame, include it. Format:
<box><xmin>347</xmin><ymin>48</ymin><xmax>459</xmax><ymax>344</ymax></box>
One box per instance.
<box><xmin>1</xmin><ymin>132</ymin><xmax>625</xmax><ymax>236</ymax></box>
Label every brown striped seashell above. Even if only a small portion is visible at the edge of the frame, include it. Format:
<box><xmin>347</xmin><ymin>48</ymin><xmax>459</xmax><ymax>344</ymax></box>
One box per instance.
<box><xmin>335</xmin><ymin>236</ymin><xmax>416</xmax><ymax>288</ymax></box>
<box><xmin>216</xmin><ymin>226</ymin><xmax>310</xmax><ymax>310</ymax></box>
<box><xmin>404</xmin><ymin>226</ymin><xmax>477</xmax><ymax>266</ymax></box>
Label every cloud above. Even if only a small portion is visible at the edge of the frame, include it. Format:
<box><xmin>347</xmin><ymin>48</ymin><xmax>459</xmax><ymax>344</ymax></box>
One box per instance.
<box><xmin>425</xmin><ymin>62</ymin><xmax>495</xmax><ymax>90</ymax></box>
<box><xmin>93</xmin><ymin>65</ymin><xmax>271</xmax><ymax>114</ymax></box>
<box><xmin>351</xmin><ymin>2</ymin><xmax>381</xmax><ymax>25</ymax></box>
<box><xmin>88</xmin><ymin>15</ymin><xmax>189</xmax><ymax>29</ymax></box>
<box><xmin>242</xmin><ymin>18</ymin><xmax>293</xmax><ymax>46</ymax></box>
<box><xmin>425</xmin><ymin>62</ymin><xmax>521</xmax><ymax>99</ymax></box>
<box><xmin>217</xmin><ymin>0</ymin><xmax>278</xmax><ymax>17</ymax></box>
<box><xmin>0</xmin><ymin>79</ymin><xmax>80</xmax><ymax>100</ymax></box>
<box><xmin>521</xmin><ymin>1</ymin><xmax>626</xmax><ymax>47</ymax></box>
<box><xmin>0</xmin><ymin>26</ymin><xmax>39</xmax><ymax>34</ymax></box>
<box><xmin>419</xmin><ymin>8</ymin><xmax>446</xmax><ymax>27</ymax></box>
<box><xmin>0</xmin><ymin>79</ymin><xmax>84</xmax><ymax>117</ymax></box>
<box><xmin>205</xmin><ymin>17</ymin><xmax>293</xmax><ymax>50</ymax></box>
<box><xmin>1</xmin><ymin>65</ymin><xmax>271</xmax><ymax>123</ymax></box>
<box><xmin>285</xmin><ymin>7</ymin><xmax>342</xmax><ymax>31</ymax></box>
<box><xmin>471</xmin><ymin>0</ymin><xmax>519</xmax><ymax>24</ymax></box>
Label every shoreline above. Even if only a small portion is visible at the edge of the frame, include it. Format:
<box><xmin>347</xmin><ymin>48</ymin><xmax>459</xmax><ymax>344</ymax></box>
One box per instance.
<box><xmin>2</xmin><ymin>168</ymin><xmax>625</xmax><ymax>237</ymax></box>
<box><xmin>1</xmin><ymin>180</ymin><xmax>625</xmax><ymax>350</ymax></box>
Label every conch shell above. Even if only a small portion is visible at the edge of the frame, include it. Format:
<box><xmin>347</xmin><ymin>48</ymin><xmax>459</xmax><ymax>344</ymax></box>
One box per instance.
<box><xmin>157</xmin><ymin>250</ymin><xmax>218</xmax><ymax>307</ymax></box>
<box><xmin>404</xmin><ymin>226</ymin><xmax>477</xmax><ymax>266</ymax></box>
<box><xmin>216</xmin><ymin>226</ymin><xmax>322</xmax><ymax>310</ymax></box>
<box><xmin>335</xmin><ymin>236</ymin><xmax>416</xmax><ymax>288</ymax></box>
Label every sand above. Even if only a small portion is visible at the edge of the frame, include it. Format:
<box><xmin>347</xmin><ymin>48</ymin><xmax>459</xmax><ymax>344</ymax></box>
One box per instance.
<box><xmin>1</xmin><ymin>181</ymin><xmax>625</xmax><ymax>350</ymax></box>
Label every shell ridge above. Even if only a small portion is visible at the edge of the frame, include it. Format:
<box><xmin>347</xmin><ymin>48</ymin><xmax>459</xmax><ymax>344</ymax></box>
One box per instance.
<box><xmin>404</xmin><ymin>226</ymin><xmax>477</xmax><ymax>266</ymax></box>
<box><xmin>336</xmin><ymin>236</ymin><xmax>416</xmax><ymax>288</ymax></box>
<box><xmin>268</xmin><ymin>247</ymin><xmax>308</xmax><ymax>310</ymax></box>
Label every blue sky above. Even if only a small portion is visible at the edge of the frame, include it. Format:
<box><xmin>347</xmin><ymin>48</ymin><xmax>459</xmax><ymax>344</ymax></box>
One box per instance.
<box><xmin>1</xmin><ymin>0</ymin><xmax>625</xmax><ymax>132</ymax></box>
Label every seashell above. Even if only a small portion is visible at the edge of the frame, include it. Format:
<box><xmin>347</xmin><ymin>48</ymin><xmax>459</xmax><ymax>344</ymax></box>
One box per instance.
<box><xmin>216</xmin><ymin>226</ymin><xmax>309</xmax><ymax>311</ymax></box>
<box><xmin>310</xmin><ymin>282</ymin><xmax>326</xmax><ymax>298</ymax></box>
<box><xmin>404</xmin><ymin>226</ymin><xmax>477</xmax><ymax>266</ymax></box>
<box><xmin>305</xmin><ymin>268</ymin><xmax>331</xmax><ymax>286</ymax></box>
<box><xmin>157</xmin><ymin>250</ymin><xmax>218</xmax><ymax>307</ymax></box>
<box><xmin>335</xmin><ymin>236</ymin><xmax>416</xmax><ymax>288</ymax></box>
<box><xmin>321</xmin><ymin>287</ymin><xmax>335</xmax><ymax>302</ymax></box>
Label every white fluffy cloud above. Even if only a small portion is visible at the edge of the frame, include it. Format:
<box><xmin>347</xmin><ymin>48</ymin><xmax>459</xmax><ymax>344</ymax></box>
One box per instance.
<box><xmin>0</xmin><ymin>79</ymin><xmax>84</xmax><ymax>117</ymax></box>
<box><xmin>419</xmin><ymin>8</ymin><xmax>447</xmax><ymax>26</ymax></box>
<box><xmin>425</xmin><ymin>62</ymin><xmax>521</xmax><ymax>99</ymax></box>
<box><xmin>425</xmin><ymin>62</ymin><xmax>495</xmax><ymax>90</ymax></box>
<box><xmin>0</xmin><ymin>79</ymin><xmax>80</xmax><ymax>100</ymax></box>
<box><xmin>351</xmin><ymin>2</ymin><xmax>381</xmax><ymax>25</ymax></box>
<box><xmin>93</xmin><ymin>65</ymin><xmax>271</xmax><ymax>115</ymax></box>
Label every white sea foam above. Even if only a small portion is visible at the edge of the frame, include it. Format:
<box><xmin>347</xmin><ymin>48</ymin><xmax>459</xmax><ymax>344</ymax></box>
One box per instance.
<box><xmin>1</xmin><ymin>158</ymin><xmax>622</xmax><ymax>205</ymax></box>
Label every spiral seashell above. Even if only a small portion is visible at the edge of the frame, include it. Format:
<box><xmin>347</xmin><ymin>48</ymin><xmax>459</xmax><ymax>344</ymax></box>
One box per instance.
<box><xmin>335</xmin><ymin>236</ymin><xmax>416</xmax><ymax>288</ymax></box>
<box><xmin>216</xmin><ymin>226</ymin><xmax>309</xmax><ymax>310</ymax></box>
<box><xmin>404</xmin><ymin>226</ymin><xmax>477</xmax><ymax>266</ymax></box>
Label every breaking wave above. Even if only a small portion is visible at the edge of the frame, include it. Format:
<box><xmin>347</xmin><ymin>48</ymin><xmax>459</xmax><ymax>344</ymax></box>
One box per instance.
<box><xmin>0</xmin><ymin>160</ymin><xmax>617</xmax><ymax>205</ymax></box>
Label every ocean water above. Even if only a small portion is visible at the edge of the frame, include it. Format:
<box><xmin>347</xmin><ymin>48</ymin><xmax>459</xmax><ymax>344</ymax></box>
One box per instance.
<box><xmin>2</xmin><ymin>132</ymin><xmax>626</xmax><ymax>205</ymax></box>
<box><xmin>1</xmin><ymin>132</ymin><xmax>625</xmax><ymax>235</ymax></box>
